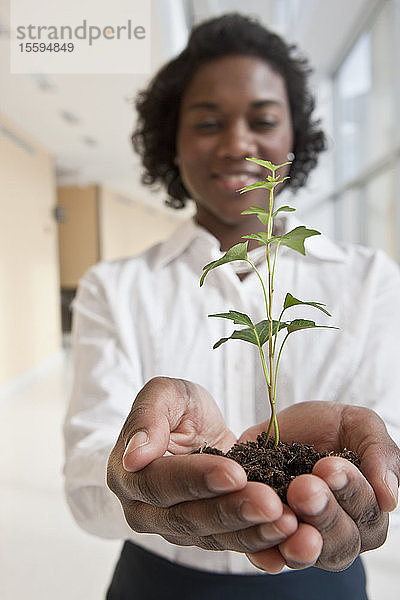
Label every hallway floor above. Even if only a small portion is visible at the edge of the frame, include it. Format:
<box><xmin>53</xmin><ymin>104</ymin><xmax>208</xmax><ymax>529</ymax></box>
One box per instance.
<box><xmin>0</xmin><ymin>352</ymin><xmax>120</xmax><ymax>599</ymax></box>
<box><xmin>0</xmin><ymin>351</ymin><xmax>399</xmax><ymax>599</ymax></box>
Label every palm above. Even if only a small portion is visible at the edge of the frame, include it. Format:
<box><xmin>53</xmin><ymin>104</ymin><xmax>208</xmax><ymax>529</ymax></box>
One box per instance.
<box><xmin>240</xmin><ymin>401</ymin><xmax>363</xmax><ymax>452</ymax></box>
<box><xmin>167</xmin><ymin>391</ymin><xmax>236</xmax><ymax>455</ymax></box>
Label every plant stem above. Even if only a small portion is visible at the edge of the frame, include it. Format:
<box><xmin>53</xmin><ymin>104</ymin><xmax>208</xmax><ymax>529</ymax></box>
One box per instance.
<box><xmin>265</xmin><ymin>184</ymin><xmax>279</xmax><ymax>446</ymax></box>
<box><xmin>272</xmin><ymin>305</ymin><xmax>285</xmax><ymax>357</ymax></box>
<box><xmin>273</xmin><ymin>332</ymin><xmax>290</xmax><ymax>417</ymax></box>
<box><xmin>257</xmin><ymin>344</ymin><xmax>270</xmax><ymax>390</ymax></box>
<box><xmin>271</xmin><ymin>240</ymin><xmax>281</xmax><ymax>300</ymax></box>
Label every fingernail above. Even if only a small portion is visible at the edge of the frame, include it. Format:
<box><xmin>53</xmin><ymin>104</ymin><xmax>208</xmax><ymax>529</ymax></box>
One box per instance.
<box><xmin>123</xmin><ymin>431</ymin><xmax>149</xmax><ymax>460</ymax></box>
<box><xmin>296</xmin><ymin>490</ymin><xmax>329</xmax><ymax>516</ymax></box>
<box><xmin>258</xmin><ymin>522</ymin><xmax>286</xmax><ymax>542</ymax></box>
<box><xmin>385</xmin><ymin>470</ymin><xmax>399</xmax><ymax>506</ymax></box>
<box><xmin>325</xmin><ymin>468</ymin><xmax>348</xmax><ymax>491</ymax></box>
<box><xmin>241</xmin><ymin>501</ymin><xmax>269</xmax><ymax>523</ymax></box>
<box><xmin>206</xmin><ymin>469</ymin><xmax>237</xmax><ymax>493</ymax></box>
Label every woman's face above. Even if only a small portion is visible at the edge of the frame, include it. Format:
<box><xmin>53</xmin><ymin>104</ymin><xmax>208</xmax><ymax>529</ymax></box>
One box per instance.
<box><xmin>176</xmin><ymin>55</ymin><xmax>294</xmax><ymax>231</ymax></box>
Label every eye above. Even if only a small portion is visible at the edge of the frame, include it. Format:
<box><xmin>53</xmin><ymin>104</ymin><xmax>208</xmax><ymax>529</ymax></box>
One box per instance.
<box><xmin>194</xmin><ymin>119</ymin><xmax>221</xmax><ymax>132</ymax></box>
<box><xmin>252</xmin><ymin>118</ymin><xmax>278</xmax><ymax>130</ymax></box>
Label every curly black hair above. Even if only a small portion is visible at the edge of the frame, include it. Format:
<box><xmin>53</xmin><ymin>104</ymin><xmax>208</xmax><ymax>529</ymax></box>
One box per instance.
<box><xmin>132</xmin><ymin>13</ymin><xmax>326</xmax><ymax>208</ymax></box>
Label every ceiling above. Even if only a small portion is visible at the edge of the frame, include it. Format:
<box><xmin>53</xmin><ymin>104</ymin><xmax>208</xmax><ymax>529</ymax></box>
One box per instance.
<box><xmin>0</xmin><ymin>0</ymin><xmax>379</xmax><ymax>209</ymax></box>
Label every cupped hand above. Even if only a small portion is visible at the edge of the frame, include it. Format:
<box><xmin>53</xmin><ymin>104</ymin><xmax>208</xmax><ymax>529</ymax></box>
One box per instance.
<box><xmin>106</xmin><ymin>377</ymin><xmax>297</xmax><ymax>559</ymax></box>
<box><xmin>241</xmin><ymin>402</ymin><xmax>400</xmax><ymax>572</ymax></box>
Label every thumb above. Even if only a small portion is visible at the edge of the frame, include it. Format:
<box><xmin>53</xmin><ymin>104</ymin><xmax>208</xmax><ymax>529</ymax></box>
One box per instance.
<box><xmin>121</xmin><ymin>377</ymin><xmax>185</xmax><ymax>472</ymax></box>
<box><xmin>360</xmin><ymin>444</ymin><xmax>399</xmax><ymax>513</ymax></box>
<box><xmin>341</xmin><ymin>406</ymin><xmax>400</xmax><ymax>513</ymax></box>
<box><xmin>122</xmin><ymin>421</ymin><xmax>170</xmax><ymax>473</ymax></box>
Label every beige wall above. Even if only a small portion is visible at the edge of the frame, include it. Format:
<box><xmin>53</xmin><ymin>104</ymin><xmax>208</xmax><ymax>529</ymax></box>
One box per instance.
<box><xmin>0</xmin><ymin>116</ymin><xmax>184</xmax><ymax>388</ymax></box>
<box><xmin>57</xmin><ymin>185</ymin><xmax>182</xmax><ymax>288</ymax></box>
<box><xmin>0</xmin><ymin>114</ymin><xmax>61</xmax><ymax>387</ymax></box>
<box><xmin>98</xmin><ymin>186</ymin><xmax>181</xmax><ymax>261</ymax></box>
<box><xmin>57</xmin><ymin>185</ymin><xmax>100</xmax><ymax>288</ymax></box>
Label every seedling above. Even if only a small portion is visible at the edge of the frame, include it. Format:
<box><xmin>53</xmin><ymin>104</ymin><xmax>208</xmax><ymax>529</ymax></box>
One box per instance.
<box><xmin>200</xmin><ymin>159</ymin><xmax>337</xmax><ymax>447</ymax></box>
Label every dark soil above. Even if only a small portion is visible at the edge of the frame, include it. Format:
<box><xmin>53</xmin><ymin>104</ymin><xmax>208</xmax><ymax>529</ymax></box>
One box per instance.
<box><xmin>198</xmin><ymin>432</ymin><xmax>360</xmax><ymax>503</ymax></box>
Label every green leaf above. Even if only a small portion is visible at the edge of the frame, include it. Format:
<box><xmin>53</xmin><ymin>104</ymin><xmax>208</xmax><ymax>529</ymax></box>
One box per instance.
<box><xmin>246</xmin><ymin>157</ymin><xmax>276</xmax><ymax>171</ymax></box>
<box><xmin>242</xmin><ymin>232</ymin><xmax>268</xmax><ymax>245</ymax></box>
<box><xmin>239</xmin><ymin>176</ymin><xmax>290</xmax><ymax>194</ymax></box>
<box><xmin>286</xmin><ymin>319</ymin><xmax>339</xmax><ymax>334</ymax></box>
<box><xmin>213</xmin><ymin>327</ymin><xmax>260</xmax><ymax>349</ymax></box>
<box><xmin>200</xmin><ymin>242</ymin><xmax>248</xmax><ymax>286</ymax></box>
<box><xmin>272</xmin><ymin>205</ymin><xmax>296</xmax><ymax>218</ymax></box>
<box><xmin>252</xmin><ymin>320</ymin><xmax>269</xmax><ymax>346</ymax></box>
<box><xmin>245</xmin><ymin>158</ymin><xmax>292</xmax><ymax>172</ymax></box>
<box><xmin>238</xmin><ymin>181</ymin><xmax>270</xmax><ymax>194</ymax></box>
<box><xmin>241</xmin><ymin>205</ymin><xmax>296</xmax><ymax>225</ymax></box>
<box><xmin>241</xmin><ymin>206</ymin><xmax>268</xmax><ymax>225</ymax></box>
<box><xmin>277</xmin><ymin>226</ymin><xmax>320</xmax><ymax>255</ymax></box>
<box><xmin>213</xmin><ymin>336</ymin><xmax>231</xmax><ymax>349</ymax></box>
<box><xmin>287</xmin><ymin>319</ymin><xmax>317</xmax><ymax>333</ymax></box>
<box><xmin>272</xmin><ymin>176</ymin><xmax>290</xmax><ymax>188</ymax></box>
<box><xmin>283</xmin><ymin>293</ymin><xmax>332</xmax><ymax>317</ymax></box>
<box><xmin>256</xmin><ymin>320</ymin><xmax>288</xmax><ymax>345</ymax></box>
<box><xmin>213</xmin><ymin>319</ymin><xmax>287</xmax><ymax>349</ymax></box>
<box><xmin>209</xmin><ymin>310</ymin><xmax>254</xmax><ymax>327</ymax></box>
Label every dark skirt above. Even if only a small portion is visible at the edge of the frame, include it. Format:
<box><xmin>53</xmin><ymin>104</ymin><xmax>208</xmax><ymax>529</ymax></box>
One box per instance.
<box><xmin>106</xmin><ymin>541</ymin><xmax>368</xmax><ymax>600</ymax></box>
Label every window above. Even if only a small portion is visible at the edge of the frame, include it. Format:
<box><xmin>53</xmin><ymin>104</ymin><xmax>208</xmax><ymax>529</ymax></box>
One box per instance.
<box><xmin>332</xmin><ymin>0</ymin><xmax>400</xmax><ymax>259</ymax></box>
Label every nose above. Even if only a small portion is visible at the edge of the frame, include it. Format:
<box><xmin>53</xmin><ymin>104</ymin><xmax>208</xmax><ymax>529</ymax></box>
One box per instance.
<box><xmin>216</xmin><ymin>120</ymin><xmax>257</xmax><ymax>159</ymax></box>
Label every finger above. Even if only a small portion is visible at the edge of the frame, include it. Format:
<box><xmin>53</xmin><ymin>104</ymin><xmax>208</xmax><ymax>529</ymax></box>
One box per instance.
<box><xmin>340</xmin><ymin>406</ymin><xmax>400</xmax><ymax>512</ymax></box>
<box><xmin>278</xmin><ymin>523</ymin><xmax>324</xmax><ymax>569</ymax></box>
<box><xmin>123</xmin><ymin>484</ymin><xmax>296</xmax><ymax>555</ymax></box>
<box><xmin>246</xmin><ymin>547</ymin><xmax>286</xmax><ymax>574</ymax></box>
<box><xmin>246</xmin><ymin>523</ymin><xmax>323</xmax><ymax>574</ymax></box>
<box><xmin>205</xmin><ymin>503</ymin><xmax>297</xmax><ymax>554</ymax></box>
<box><xmin>313</xmin><ymin>456</ymin><xmax>389</xmax><ymax>552</ymax></box>
<box><xmin>357</xmin><ymin>445</ymin><xmax>399</xmax><ymax>513</ymax></box>
<box><xmin>129</xmin><ymin>482</ymin><xmax>282</xmax><ymax>535</ymax></box>
<box><xmin>129</xmin><ymin>507</ymin><xmax>296</xmax><ymax>554</ymax></box>
<box><xmin>163</xmin><ymin>523</ymin><xmax>293</xmax><ymax>556</ymax></box>
<box><xmin>286</xmin><ymin>474</ymin><xmax>359</xmax><ymax>571</ymax></box>
<box><xmin>122</xmin><ymin>454</ymin><xmax>247</xmax><ymax>506</ymax></box>
<box><xmin>170</xmin><ymin>482</ymin><xmax>282</xmax><ymax>535</ymax></box>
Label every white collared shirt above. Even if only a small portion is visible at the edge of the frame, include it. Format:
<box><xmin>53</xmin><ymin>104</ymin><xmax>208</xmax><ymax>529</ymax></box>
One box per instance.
<box><xmin>63</xmin><ymin>216</ymin><xmax>400</xmax><ymax>574</ymax></box>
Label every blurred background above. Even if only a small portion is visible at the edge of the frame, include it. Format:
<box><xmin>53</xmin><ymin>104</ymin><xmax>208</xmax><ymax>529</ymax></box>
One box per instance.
<box><xmin>0</xmin><ymin>0</ymin><xmax>399</xmax><ymax>598</ymax></box>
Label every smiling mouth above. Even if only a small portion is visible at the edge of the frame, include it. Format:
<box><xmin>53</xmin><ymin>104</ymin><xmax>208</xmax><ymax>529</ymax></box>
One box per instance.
<box><xmin>214</xmin><ymin>172</ymin><xmax>261</xmax><ymax>192</ymax></box>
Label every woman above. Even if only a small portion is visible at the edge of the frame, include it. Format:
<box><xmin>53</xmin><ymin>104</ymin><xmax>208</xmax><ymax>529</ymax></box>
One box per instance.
<box><xmin>64</xmin><ymin>14</ymin><xmax>400</xmax><ymax>599</ymax></box>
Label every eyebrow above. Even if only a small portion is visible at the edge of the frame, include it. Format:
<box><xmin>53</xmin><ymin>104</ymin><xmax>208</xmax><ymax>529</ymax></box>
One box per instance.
<box><xmin>186</xmin><ymin>100</ymin><xmax>283</xmax><ymax>111</ymax></box>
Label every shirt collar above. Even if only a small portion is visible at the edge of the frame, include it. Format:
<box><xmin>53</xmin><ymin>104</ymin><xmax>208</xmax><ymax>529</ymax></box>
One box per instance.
<box><xmin>155</xmin><ymin>212</ymin><xmax>346</xmax><ymax>269</ymax></box>
<box><xmin>154</xmin><ymin>218</ymin><xmax>217</xmax><ymax>269</ymax></box>
<box><xmin>283</xmin><ymin>213</ymin><xmax>346</xmax><ymax>262</ymax></box>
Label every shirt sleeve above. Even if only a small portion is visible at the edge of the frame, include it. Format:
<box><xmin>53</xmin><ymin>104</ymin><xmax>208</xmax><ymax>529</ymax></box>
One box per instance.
<box><xmin>340</xmin><ymin>251</ymin><xmax>400</xmax><ymax>526</ymax></box>
<box><xmin>63</xmin><ymin>264</ymin><xmax>141</xmax><ymax>539</ymax></box>
<box><xmin>341</xmin><ymin>251</ymin><xmax>400</xmax><ymax>446</ymax></box>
